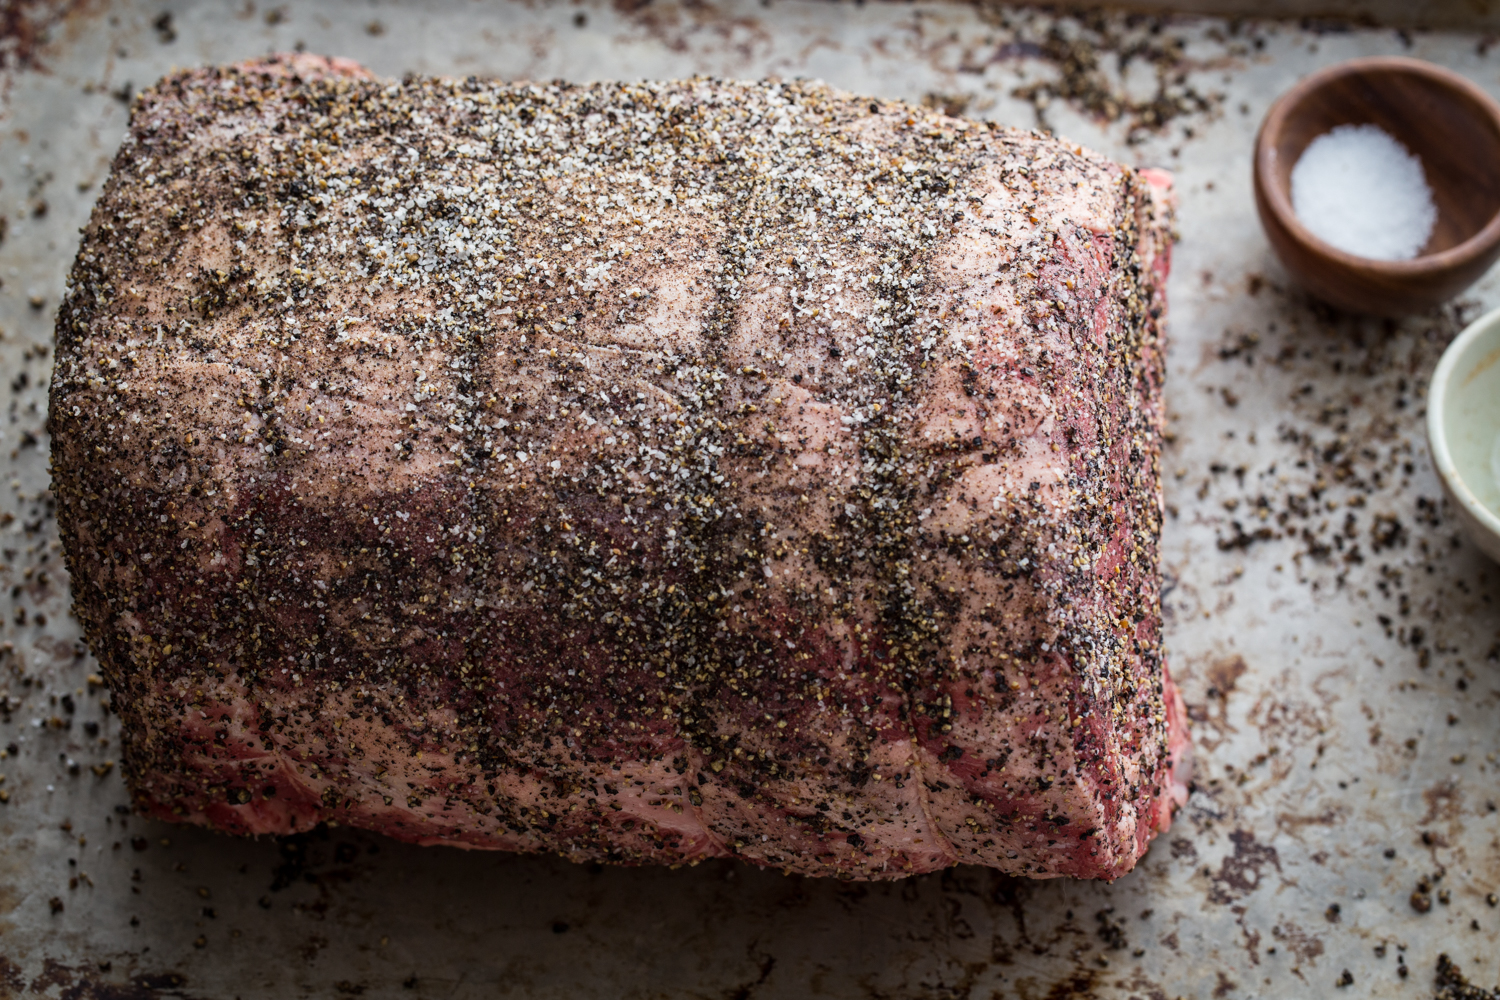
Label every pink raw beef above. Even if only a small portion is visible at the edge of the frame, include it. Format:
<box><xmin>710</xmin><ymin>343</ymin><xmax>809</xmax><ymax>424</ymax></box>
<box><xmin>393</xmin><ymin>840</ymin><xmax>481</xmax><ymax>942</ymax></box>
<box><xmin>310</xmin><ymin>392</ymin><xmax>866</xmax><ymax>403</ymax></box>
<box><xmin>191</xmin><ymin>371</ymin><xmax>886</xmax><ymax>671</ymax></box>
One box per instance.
<box><xmin>50</xmin><ymin>55</ymin><xmax>1188</xmax><ymax>880</ymax></box>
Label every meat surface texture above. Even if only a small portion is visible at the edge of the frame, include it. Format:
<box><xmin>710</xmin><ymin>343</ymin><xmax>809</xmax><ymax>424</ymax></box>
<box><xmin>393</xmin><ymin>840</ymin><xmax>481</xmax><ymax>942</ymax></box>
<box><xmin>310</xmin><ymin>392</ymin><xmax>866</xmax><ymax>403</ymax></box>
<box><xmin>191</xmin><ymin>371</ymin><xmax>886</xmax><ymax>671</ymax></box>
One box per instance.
<box><xmin>51</xmin><ymin>55</ymin><xmax>1188</xmax><ymax>880</ymax></box>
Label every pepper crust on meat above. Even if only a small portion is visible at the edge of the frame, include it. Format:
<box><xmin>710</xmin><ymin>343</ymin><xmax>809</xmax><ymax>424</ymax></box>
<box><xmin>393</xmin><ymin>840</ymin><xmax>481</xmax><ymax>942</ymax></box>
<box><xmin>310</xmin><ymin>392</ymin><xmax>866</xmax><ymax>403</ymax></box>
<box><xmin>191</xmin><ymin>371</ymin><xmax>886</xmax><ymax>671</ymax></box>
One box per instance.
<box><xmin>50</xmin><ymin>54</ymin><xmax>1188</xmax><ymax>880</ymax></box>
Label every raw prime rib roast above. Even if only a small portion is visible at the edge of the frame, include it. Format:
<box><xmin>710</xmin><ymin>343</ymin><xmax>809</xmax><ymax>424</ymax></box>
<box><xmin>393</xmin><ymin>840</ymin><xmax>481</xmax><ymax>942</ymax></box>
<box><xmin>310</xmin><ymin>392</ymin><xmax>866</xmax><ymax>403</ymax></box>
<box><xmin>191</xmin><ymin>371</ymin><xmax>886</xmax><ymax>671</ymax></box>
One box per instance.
<box><xmin>51</xmin><ymin>55</ymin><xmax>1189</xmax><ymax>880</ymax></box>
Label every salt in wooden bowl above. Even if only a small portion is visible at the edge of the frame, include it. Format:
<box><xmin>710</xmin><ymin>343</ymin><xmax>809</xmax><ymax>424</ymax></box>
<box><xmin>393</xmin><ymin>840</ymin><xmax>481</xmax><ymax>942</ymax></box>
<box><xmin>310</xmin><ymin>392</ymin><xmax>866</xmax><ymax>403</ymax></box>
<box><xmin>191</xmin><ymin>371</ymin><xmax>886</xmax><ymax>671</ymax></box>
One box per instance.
<box><xmin>1254</xmin><ymin>56</ymin><xmax>1500</xmax><ymax>316</ymax></box>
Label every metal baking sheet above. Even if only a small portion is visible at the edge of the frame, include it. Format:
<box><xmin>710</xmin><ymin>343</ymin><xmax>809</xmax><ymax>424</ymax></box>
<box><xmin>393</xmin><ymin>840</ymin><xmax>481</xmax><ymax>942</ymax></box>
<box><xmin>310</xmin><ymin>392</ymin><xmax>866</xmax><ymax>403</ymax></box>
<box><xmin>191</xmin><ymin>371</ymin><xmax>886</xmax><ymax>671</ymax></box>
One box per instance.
<box><xmin>1</xmin><ymin>1</ymin><xmax>1498</xmax><ymax>996</ymax></box>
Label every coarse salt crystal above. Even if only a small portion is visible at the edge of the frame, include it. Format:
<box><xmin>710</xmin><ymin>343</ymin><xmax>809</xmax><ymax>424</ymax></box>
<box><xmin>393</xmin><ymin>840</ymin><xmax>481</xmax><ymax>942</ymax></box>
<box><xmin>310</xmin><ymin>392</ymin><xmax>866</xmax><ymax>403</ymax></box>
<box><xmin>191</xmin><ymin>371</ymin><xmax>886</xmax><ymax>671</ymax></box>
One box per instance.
<box><xmin>1290</xmin><ymin>123</ymin><xmax>1437</xmax><ymax>261</ymax></box>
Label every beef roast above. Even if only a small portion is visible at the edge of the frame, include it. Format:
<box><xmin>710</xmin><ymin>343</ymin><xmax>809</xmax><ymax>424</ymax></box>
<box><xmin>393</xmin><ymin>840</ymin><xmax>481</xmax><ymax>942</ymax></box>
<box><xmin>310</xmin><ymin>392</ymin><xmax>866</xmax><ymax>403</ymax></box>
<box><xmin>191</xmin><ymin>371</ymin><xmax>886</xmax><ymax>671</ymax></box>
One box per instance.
<box><xmin>50</xmin><ymin>55</ymin><xmax>1189</xmax><ymax>880</ymax></box>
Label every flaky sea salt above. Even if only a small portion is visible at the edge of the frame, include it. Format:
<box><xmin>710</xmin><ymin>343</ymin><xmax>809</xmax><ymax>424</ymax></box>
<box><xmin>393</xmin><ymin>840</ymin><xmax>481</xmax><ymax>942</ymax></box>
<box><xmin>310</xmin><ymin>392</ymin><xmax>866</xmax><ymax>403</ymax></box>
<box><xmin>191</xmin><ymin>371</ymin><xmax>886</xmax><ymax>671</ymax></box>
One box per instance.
<box><xmin>1290</xmin><ymin>123</ymin><xmax>1437</xmax><ymax>261</ymax></box>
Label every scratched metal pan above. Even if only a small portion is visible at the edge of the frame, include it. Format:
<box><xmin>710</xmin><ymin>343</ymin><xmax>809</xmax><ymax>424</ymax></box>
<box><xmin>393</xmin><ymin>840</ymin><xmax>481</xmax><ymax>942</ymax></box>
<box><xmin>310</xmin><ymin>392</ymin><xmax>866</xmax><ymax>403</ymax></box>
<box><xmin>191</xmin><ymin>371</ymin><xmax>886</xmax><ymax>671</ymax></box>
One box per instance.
<box><xmin>0</xmin><ymin>1</ymin><xmax>1497</xmax><ymax>997</ymax></box>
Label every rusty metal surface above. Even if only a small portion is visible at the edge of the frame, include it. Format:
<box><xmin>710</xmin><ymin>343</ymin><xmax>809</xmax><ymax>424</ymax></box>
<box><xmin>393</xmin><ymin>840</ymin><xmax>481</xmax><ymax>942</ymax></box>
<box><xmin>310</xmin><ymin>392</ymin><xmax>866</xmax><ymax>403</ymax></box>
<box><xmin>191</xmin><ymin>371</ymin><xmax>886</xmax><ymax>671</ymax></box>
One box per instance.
<box><xmin>0</xmin><ymin>1</ymin><xmax>1498</xmax><ymax>997</ymax></box>
<box><xmin>1004</xmin><ymin>1</ymin><xmax>1500</xmax><ymax>32</ymax></box>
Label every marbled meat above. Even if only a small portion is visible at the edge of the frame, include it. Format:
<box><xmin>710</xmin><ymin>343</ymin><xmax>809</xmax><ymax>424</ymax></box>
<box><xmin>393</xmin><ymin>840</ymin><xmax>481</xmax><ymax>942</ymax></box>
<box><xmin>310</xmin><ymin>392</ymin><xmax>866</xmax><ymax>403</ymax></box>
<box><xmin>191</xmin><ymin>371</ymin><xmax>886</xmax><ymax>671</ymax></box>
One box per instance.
<box><xmin>50</xmin><ymin>55</ymin><xmax>1190</xmax><ymax>880</ymax></box>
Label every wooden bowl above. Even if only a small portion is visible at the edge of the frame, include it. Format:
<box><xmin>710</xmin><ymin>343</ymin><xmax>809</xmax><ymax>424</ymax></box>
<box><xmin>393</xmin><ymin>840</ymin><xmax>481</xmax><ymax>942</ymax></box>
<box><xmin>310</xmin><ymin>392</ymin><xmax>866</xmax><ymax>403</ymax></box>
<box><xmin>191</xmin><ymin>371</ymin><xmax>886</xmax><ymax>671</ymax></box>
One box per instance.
<box><xmin>1254</xmin><ymin>56</ymin><xmax>1500</xmax><ymax>316</ymax></box>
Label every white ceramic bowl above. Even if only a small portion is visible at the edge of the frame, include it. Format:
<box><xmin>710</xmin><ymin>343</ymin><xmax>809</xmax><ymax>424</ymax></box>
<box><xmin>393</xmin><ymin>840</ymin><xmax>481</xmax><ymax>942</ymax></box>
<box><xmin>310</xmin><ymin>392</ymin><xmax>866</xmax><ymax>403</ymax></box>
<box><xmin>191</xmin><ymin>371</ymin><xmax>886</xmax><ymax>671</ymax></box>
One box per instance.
<box><xmin>1428</xmin><ymin>305</ymin><xmax>1500</xmax><ymax>563</ymax></box>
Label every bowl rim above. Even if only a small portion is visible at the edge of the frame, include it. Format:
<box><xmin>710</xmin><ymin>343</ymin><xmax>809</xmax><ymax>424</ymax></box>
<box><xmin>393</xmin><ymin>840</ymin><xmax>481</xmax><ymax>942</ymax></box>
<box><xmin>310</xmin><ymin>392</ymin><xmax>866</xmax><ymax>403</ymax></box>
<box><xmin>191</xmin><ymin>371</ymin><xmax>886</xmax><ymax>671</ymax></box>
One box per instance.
<box><xmin>1426</xmin><ymin>305</ymin><xmax>1500</xmax><ymax>544</ymax></box>
<box><xmin>1255</xmin><ymin>55</ymin><xmax>1500</xmax><ymax>275</ymax></box>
